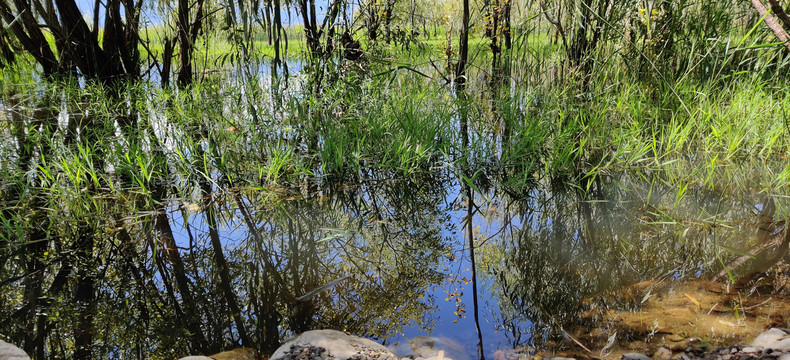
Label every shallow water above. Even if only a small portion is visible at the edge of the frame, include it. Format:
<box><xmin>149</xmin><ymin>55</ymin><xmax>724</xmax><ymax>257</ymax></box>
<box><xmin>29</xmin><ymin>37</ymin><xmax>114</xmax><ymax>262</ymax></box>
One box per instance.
<box><xmin>160</xmin><ymin>170</ymin><xmax>782</xmax><ymax>358</ymax></box>
<box><xmin>1</xmin><ymin>73</ymin><xmax>788</xmax><ymax>359</ymax></box>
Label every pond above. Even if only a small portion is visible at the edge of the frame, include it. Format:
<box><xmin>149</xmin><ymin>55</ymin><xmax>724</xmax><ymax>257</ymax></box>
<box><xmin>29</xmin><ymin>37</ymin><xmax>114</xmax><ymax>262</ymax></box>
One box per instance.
<box><xmin>1</xmin><ymin>69</ymin><xmax>789</xmax><ymax>359</ymax></box>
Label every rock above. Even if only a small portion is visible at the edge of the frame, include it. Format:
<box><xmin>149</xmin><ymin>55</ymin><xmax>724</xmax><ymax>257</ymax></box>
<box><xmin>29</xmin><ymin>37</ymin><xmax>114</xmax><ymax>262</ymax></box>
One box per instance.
<box><xmin>779</xmin><ymin>354</ymin><xmax>790</xmax><ymax>360</ymax></box>
<box><xmin>667</xmin><ymin>335</ymin><xmax>685</xmax><ymax>342</ymax></box>
<box><xmin>621</xmin><ymin>353</ymin><xmax>651</xmax><ymax>360</ymax></box>
<box><xmin>741</xmin><ymin>346</ymin><xmax>758</xmax><ymax>353</ymax></box>
<box><xmin>178</xmin><ymin>347</ymin><xmax>262</xmax><ymax>359</ymax></box>
<box><xmin>211</xmin><ymin>348</ymin><xmax>262</xmax><ymax>359</ymax></box>
<box><xmin>653</xmin><ymin>347</ymin><xmax>672</xmax><ymax>360</ymax></box>
<box><xmin>753</xmin><ymin>328</ymin><xmax>790</xmax><ymax>350</ymax></box>
<box><xmin>270</xmin><ymin>329</ymin><xmax>398</xmax><ymax>360</ymax></box>
<box><xmin>407</xmin><ymin>336</ymin><xmax>469</xmax><ymax>360</ymax></box>
<box><xmin>0</xmin><ymin>340</ymin><xmax>30</xmax><ymax>359</ymax></box>
<box><xmin>549</xmin><ymin>357</ymin><xmax>576</xmax><ymax>360</ymax></box>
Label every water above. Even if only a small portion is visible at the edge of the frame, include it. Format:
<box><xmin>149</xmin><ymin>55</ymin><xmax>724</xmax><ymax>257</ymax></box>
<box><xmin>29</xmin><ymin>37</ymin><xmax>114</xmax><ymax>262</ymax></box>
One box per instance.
<box><xmin>153</xmin><ymin>170</ymin><xmax>778</xmax><ymax>358</ymax></box>
<box><xmin>1</xmin><ymin>69</ymin><xmax>788</xmax><ymax>359</ymax></box>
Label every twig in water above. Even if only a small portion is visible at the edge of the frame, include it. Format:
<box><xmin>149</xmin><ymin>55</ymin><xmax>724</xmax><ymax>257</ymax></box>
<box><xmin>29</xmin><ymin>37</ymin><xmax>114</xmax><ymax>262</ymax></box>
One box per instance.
<box><xmin>538</xmin><ymin>305</ymin><xmax>594</xmax><ymax>354</ymax></box>
<box><xmin>744</xmin><ymin>298</ymin><xmax>772</xmax><ymax>310</ymax></box>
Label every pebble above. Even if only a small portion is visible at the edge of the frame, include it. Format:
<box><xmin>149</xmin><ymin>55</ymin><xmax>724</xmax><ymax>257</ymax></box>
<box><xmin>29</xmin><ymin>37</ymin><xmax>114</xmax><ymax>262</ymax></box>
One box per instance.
<box><xmin>753</xmin><ymin>329</ymin><xmax>790</xmax><ymax>350</ymax></box>
<box><xmin>654</xmin><ymin>347</ymin><xmax>672</xmax><ymax>360</ymax></box>
<box><xmin>622</xmin><ymin>353</ymin><xmax>651</xmax><ymax>360</ymax></box>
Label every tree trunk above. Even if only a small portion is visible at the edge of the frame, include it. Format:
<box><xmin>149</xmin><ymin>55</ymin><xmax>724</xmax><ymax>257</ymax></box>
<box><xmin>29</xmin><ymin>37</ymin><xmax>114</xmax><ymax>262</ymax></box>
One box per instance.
<box><xmin>201</xmin><ymin>181</ymin><xmax>251</xmax><ymax>347</ymax></box>
<box><xmin>750</xmin><ymin>0</ymin><xmax>790</xmax><ymax>52</ymax></box>
<box><xmin>455</xmin><ymin>0</ymin><xmax>469</xmax><ymax>89</ymax></box>
<box><xmin>177</xmin><ymin>0</ymin><xmax>193</xmax><ymax>87</ymax></box>
<box><xmin>73</xmin><ymin>223</ymin><xmax>96</xmax><ymax>359</ymax></box>
<box><xmin>0</xmin><ymin>0</ymin><xmax>59</xmax><ymax>75</ymax></box>
<box><xmin>768</xmin><ymin>0</ymin><xmax>790</xmax><ymax>30</ymax></box>
<box><xmin>155</xmin><ymin>209</ymin><xmax>209</xmax><ymax>352</ymax></box>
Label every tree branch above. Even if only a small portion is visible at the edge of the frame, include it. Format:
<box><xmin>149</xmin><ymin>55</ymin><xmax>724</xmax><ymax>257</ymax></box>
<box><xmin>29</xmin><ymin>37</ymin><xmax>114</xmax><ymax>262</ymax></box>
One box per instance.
<box><xmin>750</xmin><ymin>0</ymin><xmax>790</xmax><ymax>52</ymax></box>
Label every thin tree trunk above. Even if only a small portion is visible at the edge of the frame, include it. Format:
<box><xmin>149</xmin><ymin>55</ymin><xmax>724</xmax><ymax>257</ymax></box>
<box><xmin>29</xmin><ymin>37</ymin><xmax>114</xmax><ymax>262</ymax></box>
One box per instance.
<box><xmin>273</xmin><ymin>0</ymin><xmax>283</xmax><ymax>68</ymax></box>
<box><xmin>155</xmin><ymin>209</ymin><xmax>209</xmax><ymax>352</ymax></box>
<box><xmin>503</xmin><ymin>0</ymin><xmax>511</xmax><ymax>50</ymax></box>
<box><xmin>200</xmin><ymin>182</ymin><xmax>251</xmax><ymax>347</ymax></box>
<box><xmin>750</xmin><ymin>0</ymin><xmax>790</xmax><ymax>52</ymax></box>
<box><xmin>73</xmin><ymin>223</ymin><xmax>95</xmax><ymax>359</ymax></box>
<box><xmin>177</xmin><ymin>0</ymin><xmax>193</xmax><ymax>87</ymax></box>
<box><xmin>455</xmin><ymin>0</ymin><xmax>469</xmax><ymax>89</ymax></box>
<box><xmin>768</xmin><ymin>0</ymin><xmax>790</xmax><ymax>30</ymax></box>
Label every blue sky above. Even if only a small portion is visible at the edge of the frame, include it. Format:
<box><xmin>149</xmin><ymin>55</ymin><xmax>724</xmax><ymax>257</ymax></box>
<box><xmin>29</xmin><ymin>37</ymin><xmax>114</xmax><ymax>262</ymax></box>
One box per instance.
<box><xmin>74</xmin><ymin>0</ymin><xmax>328</xmax><ymax>29</ymax></box>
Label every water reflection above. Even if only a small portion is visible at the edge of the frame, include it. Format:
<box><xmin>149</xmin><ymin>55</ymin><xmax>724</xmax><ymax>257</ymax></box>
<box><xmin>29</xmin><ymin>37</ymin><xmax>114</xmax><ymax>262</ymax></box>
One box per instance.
<box><xmin>0</xmin><ymin>91</ymin><xmax>786</xmax><ymax>358</ymax></box>
<box><xmin>488</xmin><ymin>176</ymin><xmax>783</xmax><ymax>356</ymax></box>
<box><xmin>152</xmin><ymin>173</ymin><xmax>456</xmax><ymax>356</ymax></box>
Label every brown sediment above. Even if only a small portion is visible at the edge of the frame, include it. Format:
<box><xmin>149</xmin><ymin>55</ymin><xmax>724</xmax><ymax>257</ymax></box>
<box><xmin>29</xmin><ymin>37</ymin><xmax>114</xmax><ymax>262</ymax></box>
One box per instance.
<box><xmin>573</xmin><ymin>280</ymin><xmax>790</xmax><ymax>359</ymax></box>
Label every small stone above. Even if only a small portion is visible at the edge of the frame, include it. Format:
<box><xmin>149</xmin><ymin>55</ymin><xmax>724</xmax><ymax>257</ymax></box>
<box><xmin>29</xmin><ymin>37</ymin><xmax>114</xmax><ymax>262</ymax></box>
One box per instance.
<box><xmin>550</xmin><ymin>358</ymin><xmax>576</xmax><ymax>360</ymax></box>
<box><xmin>653</xmin><ymin>347</ymin><xmax>671</xmax><ymax>360</ymax></box>
<box><xmin>622</xmin><ymin>353</ymin><xmax>651</xmax><ymax>360</ymax></box>
<box><xmin>732</xmin><ymin>348</ymin><xmax>739</xmax><ymax>354</ymax></box>
<box><xmin>721</xmin><ymin>355</ymin><xmax>731</xmax><ymax>360</ymax></box>
<box><xmin>178</xmin><ymin>357</ymin><xmax>213</xmax><ymax>360</ymax></box>
<box><xmin>742</xmin><ymin>347</ymin><xmax>758</xmax><ymax>353</ymax></box>
<box><xmin>753</xmin><ymin>329</ymin><xmax>790</xmax><ymax>350</ymax></box>
<box><xmin>668</xmin><ymin>335</ymin><xmax>685</xmax><ymax>342</ymax></box>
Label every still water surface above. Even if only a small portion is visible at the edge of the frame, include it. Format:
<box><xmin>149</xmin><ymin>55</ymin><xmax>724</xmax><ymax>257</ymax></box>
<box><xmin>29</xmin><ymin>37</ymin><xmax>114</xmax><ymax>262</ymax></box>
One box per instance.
<box><xmin>163</xmin><ymin>170</ymin><xmax>775</xmax><ymax>358</ymax></box>
<box><xmin>1</xmin><ymin>70</ymin><xmax>786</xmax><ymax>358</ymax></box>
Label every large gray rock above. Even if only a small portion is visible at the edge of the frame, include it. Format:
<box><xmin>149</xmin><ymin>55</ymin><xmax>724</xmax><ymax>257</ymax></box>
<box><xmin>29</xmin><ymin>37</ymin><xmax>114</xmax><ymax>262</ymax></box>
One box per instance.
<box><xmin>271</xmin><ymin>330</ymin><xmax>398</xmax><ymax>360</ymax></box>
<box><xmin>0</xmin><ymin>340</ymin><xmax>30</xmax><ymax>360</ymax></box>
<box><xmin>752</xmin><ymin>328</ymin><xmax>790</xmax><ymax>350</ymax></box>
